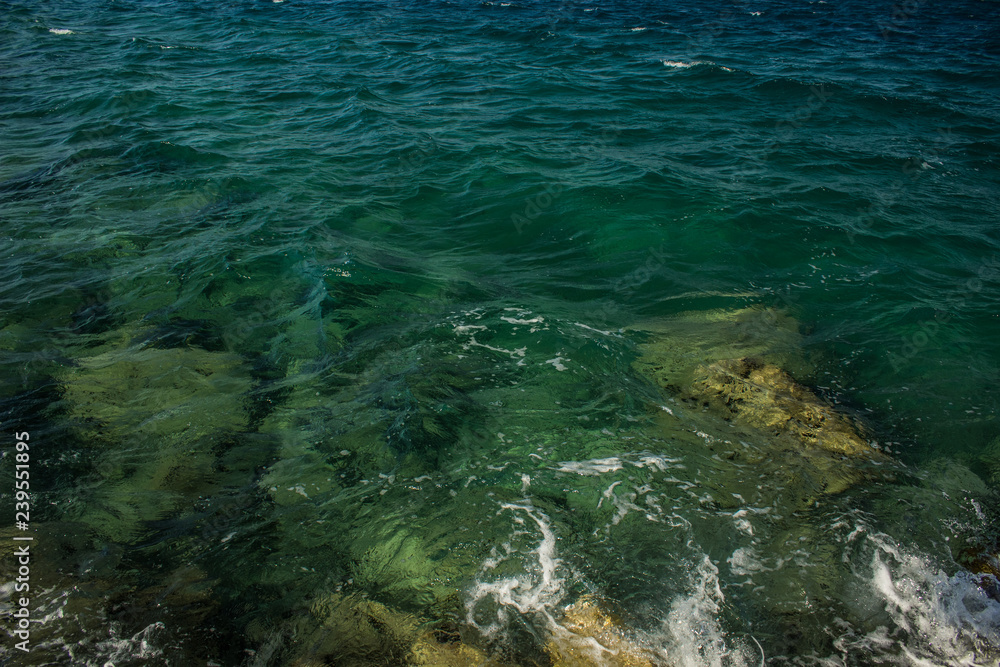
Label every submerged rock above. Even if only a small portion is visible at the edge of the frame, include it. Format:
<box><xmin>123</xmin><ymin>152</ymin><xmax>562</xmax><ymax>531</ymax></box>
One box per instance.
<box><xmin>60</xmin><ymin>344</ymin><xmax>252</xmax><ymax>542</ymax></box>
<box><xmin>278</xmin><ymin>594</ymin><xmax>421</xmax><ymax>666</ymax></box>
<box><xmin>631</xmin><ymin>306</ymin><xmax>812</xmax><ymax>390</ymax></box>
<box><xmin>350</xmin><ymin>530</ymin><xmax>448</xmax><ymax>610</ymax></box>
<box><xmin>63</xmin><ymin>345</ymin><xmax>250</xmax><ymax>441</ymax></box>
<box><xmin>546</xmin><ymin>597</ymin><xmax>655</xmax><ymax>667</ymax></box>
<box><xmin>275</xmin><ymin>591</ymin><xmax>505</xmax><ymax>667</ymax></box>
<box><xmin>691</xmin><ymin>357</ymin><xmax>877</xmax><ymax>459</ymax></box>
<box><xmin>633</xmin><ymin>307</ymin><xmax>887</xmax><ymax>502</ymax></box>
<box><xmin>410</xmin><ymin>631</ymin><xmax>495</xmax><ymax>666</ymax></box>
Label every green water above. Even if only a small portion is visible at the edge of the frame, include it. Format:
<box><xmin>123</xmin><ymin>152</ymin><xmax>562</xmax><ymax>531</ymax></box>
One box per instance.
<box><xmin>1</xmin><ymin>0</ymin><xmax>999</xmax><ymax>664</ymax></box>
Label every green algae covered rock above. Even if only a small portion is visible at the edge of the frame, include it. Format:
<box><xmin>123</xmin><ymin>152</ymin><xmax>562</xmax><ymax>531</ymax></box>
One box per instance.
<box><xmin>60</xmin><ymin>345</ymin><xmax>253</xmax><ymax>543</ymax></box>
<box><xmin>263</xmin><ymin>593</ymin><xmax>421</xmax><ymax>667</ymax></box>
<box><xmin>257</xmin><ymin>374</ymin><xmax>396</xmax><ymax>508</ymax></box>
<box><xmin>346</xmin><ymin>508</ymin><xmax>482</xmax><ymax>616</ymax></box>
<box><xmin>64</xmin><ymin>346</ymin><xmax>250</xmax><ymax>440</ymax></box>
<box><xmin>272</xmin><ymin>589</ymin><xmax>498</xmax><ymax>667</ymax></box>
<box><xmin>631</xmin><ymin>306</ymin><xmax>812</xmax><ymax>392</ymax></box>
<box><xmin>409</xmin><ymin>632</ymin><xmax>497</xmax><ymax>666</ymax></box>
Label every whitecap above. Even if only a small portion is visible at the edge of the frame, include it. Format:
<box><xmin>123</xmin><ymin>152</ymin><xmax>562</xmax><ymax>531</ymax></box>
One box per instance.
<box><xmin>647</xmin><ymin>555</ymin><xmax>762</xmax><ymax>666</ymax></box>
<box><xmin>634</xmin><ymin>454</ymin><xmax>682</xmax><ymax>471</ymax></box>
<box><xmin>854</xmin><ymin>533</ymin><xmax>1000</xmax><ymax>664</ymax></box>
<box><xmin>573</xmin><ymin>321</ymin><xmax>620</xmax><ymax>337</ymax></box>
<box><xmin>545</xmin><ymin>356</ymin><xmax>568</xmax><ymax>371</ymax></box>
<box><xmin>556</xmin><ymin>457</ymin><xmax>622</xmax><ymax>475</ymax></box>
<box><xmin>662</xmin><ymin>60</ymin><xmax>698</xmax><ymax>68</ymax></box>
<box><xmin>501</xmin><ymin>315</ymin><xmax>544</xmax><ymax>325</ymax></box>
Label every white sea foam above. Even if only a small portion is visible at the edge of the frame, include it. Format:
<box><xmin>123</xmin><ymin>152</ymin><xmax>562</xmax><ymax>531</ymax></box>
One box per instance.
<box><xmin>91</xmin><ymin>622</ymin><xmax>167</xmax><ymax>665</ymax></box>
<box><xmin>646</xmin><ymin>555</ymin><xmax>761</xmax><ymax>667</ymax></box>
<box><xmin>545</xmin><ymin>356</ymin><xmax>568</xmax><ymax>371</ymax></box>
<box><xmin>660</xmin><ymin>60</ymin><xmax>734</xmax><ymax>73</ymax></box>
<box><xmin>557</xmin><ymin>454</ymin><xmax>681</xmax><ymax>477</ymax></box>
<box><xmin>501</xmin><ymin>315</ymin><xmax>544</xmax><ymax>325</ymax></box>
<box><xmin>635</xmin><ymin>454</ymin><xmax>683</xmax><ymax>471</ymax></box>
<box><xmin>731</xmin><ymin>509</ymin><xmax>754</xmax><ymax>537</ymax></box>
<box><xmin>462</xmin><ymin>500</ymin><xmax>1000</xmax><ymax>666</ymax></box>
<box><xmin>452</xmin><ymin>313</ymin><xmax>535</xmax><ymax>363</ymax></box>
<box><xmin>466</xmin><ymin>502</ymin><xmax>566</xmax><ymax>636</ymax></box>
<box><xmin>728</xmin><ymin>546</ymin><xmax>766</xmax><ymax>578</ymax></box>
<box><xmin>573</xmin><ymin>321</ymin><xmax>620</xmax><ymax>337</ymax></box>
<box><xmin>556</xmin><ymin>457</ymin><xmax>622</xmax><ymax>475</ymax></box>
<box><xmin>49</xmin><ymin>28</ymin><xmax>74</xmax><ymax>35</ymax></box>
<box><xmin>500</xmin><ymin>310</ymin><xmax>547</xmax><ymax>332</ymax></box>
<box><xmin>838</xmin><ymin>530</ymin><xmax>1000</xmax><ymax>665</ymax></box>
<box><xmin>466</xmin><ymin>500</ymin><xmax>762</xmax><ymax>664</ymax></box>
<box><xmin>463</xmin><ymin>334</ymin><xmax>526</xmax><ymax>360</ymax></box>
<box><xmin>597</xmin><ymin>480</ymin><xmax>649</xmax><ymax>525</ymax></box>
<box><xmin>663</xmin><ymin>556</ymin><xmax>728</xmax><ymax>664</ymax></box>
<box><xmin>663</xmin><ymin>60</ymin><xmax>703</xmax><ymax>69</ymax></box>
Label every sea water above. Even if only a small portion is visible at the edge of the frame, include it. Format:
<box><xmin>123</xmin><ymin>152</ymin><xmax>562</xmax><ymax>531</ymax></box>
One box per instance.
<box><xmin>0</xmin><ymin>0</ymin><xmax>998</xmax><ymax>664</ymax></box>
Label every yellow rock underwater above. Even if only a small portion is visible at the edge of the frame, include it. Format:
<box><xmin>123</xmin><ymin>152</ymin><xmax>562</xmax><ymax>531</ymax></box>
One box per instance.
<box><xmin>631</xmin><ymin>306</ymin><xmax>811</xmax><ymax>389</ymax></box>
<box><xmin>691</xmin><ymin>357</ymin><xmax>876</xmax><ymax>459</ymax></box>
<box><xmin>546</xmin><ymin>598</ymin><xmax>655</xmax><ymax>667</ymax></box>
<box><xmin>410</xmin><ymin>631</ymin><xmax>494</xmax><ymax>666</ymax></box>
<box><xmin>279</xmin><ymin>592</ymin><xmax>498</xmax><ymax>667</ymax></box>
<box><xmin>633</xmin><ymin>307</ymin><xmax>888</xmax><ymax>501</ymax></box>
<box><xmin>280</xmin><ymin>594</ymin><xmax>658</xmax><ymax>666</ymax></box>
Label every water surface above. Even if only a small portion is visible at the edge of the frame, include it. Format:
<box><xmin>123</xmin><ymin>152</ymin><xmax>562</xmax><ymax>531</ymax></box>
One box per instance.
<box><xmin>1</xmin><ymin>0</ymin><xmax>999</xmax><ymax>664</ymax></box>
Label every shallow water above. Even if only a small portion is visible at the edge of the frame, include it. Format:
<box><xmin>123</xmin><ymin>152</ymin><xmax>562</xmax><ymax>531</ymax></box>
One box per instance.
<box><xmin>1</xmin><ymin>0</ymin><xmax>999</xmax><ymax>664</ymax></box>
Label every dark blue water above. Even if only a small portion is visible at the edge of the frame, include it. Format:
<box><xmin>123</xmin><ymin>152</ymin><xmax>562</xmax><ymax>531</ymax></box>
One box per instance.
<box><xmin>1</xmin><ymin>0</ymin><xmax>999</xmax><ymax>664</ymax></box>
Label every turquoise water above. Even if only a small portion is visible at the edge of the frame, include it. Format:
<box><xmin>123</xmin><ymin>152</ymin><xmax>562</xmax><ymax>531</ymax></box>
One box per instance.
<box><xmin>1</xmin><ymin>0</ymin><xmax>999</xmax><ymax>664</ymax></box>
